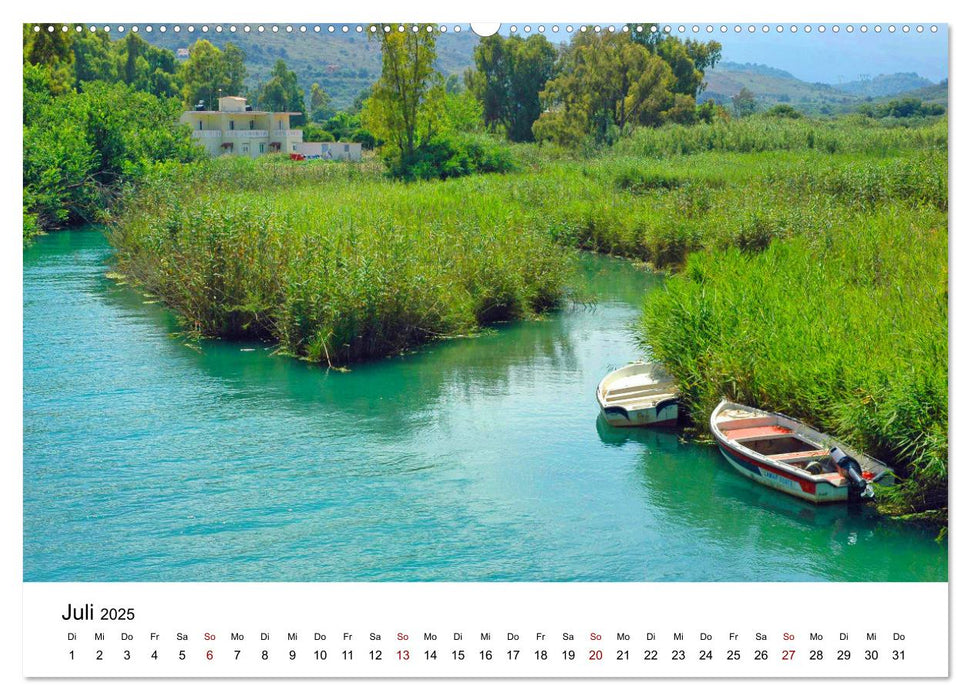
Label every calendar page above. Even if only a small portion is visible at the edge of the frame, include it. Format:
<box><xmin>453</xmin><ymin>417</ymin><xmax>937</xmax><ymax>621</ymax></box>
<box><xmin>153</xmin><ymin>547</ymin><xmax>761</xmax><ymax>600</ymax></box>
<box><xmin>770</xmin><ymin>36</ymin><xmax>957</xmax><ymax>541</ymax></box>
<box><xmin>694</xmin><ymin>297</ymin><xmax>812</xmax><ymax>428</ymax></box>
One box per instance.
<box><xmin>14</xmin><ymin>0</ymin><xmax>957</xmax><ymax>695</ymax></box>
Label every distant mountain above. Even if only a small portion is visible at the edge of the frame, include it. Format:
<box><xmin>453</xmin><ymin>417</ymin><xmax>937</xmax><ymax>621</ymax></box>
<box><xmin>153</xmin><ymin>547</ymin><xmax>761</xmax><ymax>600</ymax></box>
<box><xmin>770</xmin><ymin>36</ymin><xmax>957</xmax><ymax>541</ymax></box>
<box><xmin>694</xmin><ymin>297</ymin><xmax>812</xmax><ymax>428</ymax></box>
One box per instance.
<box><xmin>701</xmin><ymin>63</ymin><xmax>943</xmax><ymax>115</ymax></box>
<box><xmin>716</xmin><ymin>62</ymin><xmax>797</xmax><ymax>80</ymax></box>
<box><xmin>834</xmin><ymin>72</ymin><xmax>934</xmax><ymax>98</ymax></box>
<box><xmin>872</xmin><ymin>79</ymin><xmax>948</xmax><ymax>107</ymax></box>
<box><xmin>143</xmin><ymin>29</ymin><xmax>480</xmax><ymax>110</ymax></box>
<box><xmin>701</xmin><ymin>63</ymin><xmax>859</xmax><ymax>115</ymax></box>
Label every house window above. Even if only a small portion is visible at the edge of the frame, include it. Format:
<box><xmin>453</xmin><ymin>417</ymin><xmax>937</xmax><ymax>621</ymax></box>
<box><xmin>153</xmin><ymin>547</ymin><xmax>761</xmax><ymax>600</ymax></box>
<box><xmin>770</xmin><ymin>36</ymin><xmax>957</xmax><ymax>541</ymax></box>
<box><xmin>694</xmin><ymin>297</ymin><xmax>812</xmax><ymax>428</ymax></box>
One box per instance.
<box><xmin>229</xmin><ymin>120</ymin><xmax>235</xmax><ymax>130</ymax></box>
<box><xmin>242</xmin><ymin>143</ymin><xmax>250</xmax><ymax>154</ymax></box>
<box><xmin>277</xmin><ymin>119</ymin><xmax>283</xmax><ymax>129</ymax></box>
<box><xmin>249</xmin><ymin>120</ymin><xmax>255</xmax><ymax>130</ymax></box>
<box><xmin>198</xmin><ymin>120</ymin><xmax>203</xmax><ymax>130</ymax></box>
<box><xmin>344</xmin><ymin>144</ymin><xmax>349</xmax><ymax>152</ymax></box>
<box><xmin>259</xmin><ymin>143</ymin><xmax>265</xmax><ymax>154</ymax></box>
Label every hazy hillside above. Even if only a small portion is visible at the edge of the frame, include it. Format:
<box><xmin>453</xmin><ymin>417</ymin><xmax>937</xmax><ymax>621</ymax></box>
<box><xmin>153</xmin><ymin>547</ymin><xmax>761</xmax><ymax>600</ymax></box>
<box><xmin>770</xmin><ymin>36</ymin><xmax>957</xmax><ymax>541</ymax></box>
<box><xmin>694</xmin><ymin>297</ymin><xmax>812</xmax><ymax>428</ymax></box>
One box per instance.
<box><xmin>700</xmin><ymin>62</ymin><xmax>859</xmax><ymax>114</ymax></box>
<box><xmin>701</xmin><ymin>62</ymin><xmax>943</xmax><ymax>115</ymax></box>
<box><xmin>144</xmin><ymin>29</ymin><xmax>480</xmax><ymax>110</ymax></box>
<box><xmin>881</xmin><ymin>79</ymin><xmax>948</xmax><ymax>106</ymax></box>
<box><xmin>140</xmin><ymin>33</ymin><xmax>941</xmax><ymax>117</ymax></box>
<box><xmin>835</xmin><ymin>72</ymin><xmax>933</xmax><ymax>98</ymax></box>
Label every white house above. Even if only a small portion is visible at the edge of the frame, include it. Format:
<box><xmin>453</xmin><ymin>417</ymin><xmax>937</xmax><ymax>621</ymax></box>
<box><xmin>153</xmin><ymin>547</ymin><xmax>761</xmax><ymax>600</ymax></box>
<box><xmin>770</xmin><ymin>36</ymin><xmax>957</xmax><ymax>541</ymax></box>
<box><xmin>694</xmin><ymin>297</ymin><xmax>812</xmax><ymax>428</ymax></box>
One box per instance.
<box><xmin>181</xmin><ymin>96</ymin><xmax>304</xmax><ymax>158</ymax></box>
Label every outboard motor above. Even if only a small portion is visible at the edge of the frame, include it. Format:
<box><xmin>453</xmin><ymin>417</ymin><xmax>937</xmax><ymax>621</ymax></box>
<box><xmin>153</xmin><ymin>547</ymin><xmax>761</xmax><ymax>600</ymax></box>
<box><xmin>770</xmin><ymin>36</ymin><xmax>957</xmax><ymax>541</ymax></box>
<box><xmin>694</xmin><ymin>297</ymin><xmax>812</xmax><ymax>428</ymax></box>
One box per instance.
<box><xmin>830</xmin><ymin>446</ymin><xmax>868</xmax><ymax>503</ymax></box>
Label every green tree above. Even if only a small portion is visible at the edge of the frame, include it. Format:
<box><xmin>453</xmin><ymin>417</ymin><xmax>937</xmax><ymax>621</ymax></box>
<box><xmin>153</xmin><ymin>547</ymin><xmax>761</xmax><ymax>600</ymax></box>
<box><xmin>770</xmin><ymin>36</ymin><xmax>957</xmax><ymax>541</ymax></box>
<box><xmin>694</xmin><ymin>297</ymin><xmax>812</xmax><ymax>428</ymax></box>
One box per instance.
<box><xmin>302</xmin><ymin>124</ymin><xmax>335</xmax><ymax>142</ymax></box>
<box><xmin>72</xmin><ymin>31</ymin><xmax>117</xmax><ymax>86</ymax></box>
<box><xmin>23</xmin><ymin>79</ymin><xmax>201</xmax><ymax>237</ymax></box>
<box><xmin>180</xmin><ymin>40</ymin><xmax>247</xmax><ymax>109</ymax></box>
<box><xmin>116</xmin><ymin>33</ymin><xmax>181</xmax><ymax>98</ymax></box>
<box><xmin>629</xmin><ymin>25</ymin><xmax>721</xmax><ymax>97</ymax></box>
<box><xmin>258</xmin><ymin>59</ymin><xmax>305</xmax><ymax>121</ymax></box>
<box><xmin>324</xmin><ymin>111</ymin><xmax>361</xmax><ymax>141</ymax></box>
<box><xmin>467</xmin><ymin>34</ymin><xmax>556</xmax><ymax>142</ymax></box>
<box><xmin>222</xmin><ymin>43</ymin><xmax>247</xmax><ymax>96</ymax></box>
<box><xmin>465</xmin><ymin>34</ymin><xmax>508</xmax><ymax>129</ymax></box>
<box><xmin>662</xmin><ymin>94</ymin><xmax>699</xmax><ymax>125</ymax></box>
<box><xmin>656</xmin><ymin>39</ymin><xmax>704</xmax><ymax>97</ymax></box>
<box><xmin>361</xmin><ymin>25</ymin><xmax>438</xmax><ymax>163</ymax></box>
<box><xmin>627</xmin><ymin>24</ymin><xmax>665</xmax><ymax>52</ymax></box>
<box><xmin>23</xmin><ymin>24</ymin><xmax>75</xmax><ymax>94</ymax></box>
<box><xmin>696</xmin><ymin>98</ymin><xmax>727</xmax><ymax>123</ymax></box>
<box><xmin>351</xmin><ymin>86</ymin><xmax>372</xmax><ymax>113</ymax></box>
<box><xmin>181</xmin><ymin>40</ymin><xmax>226</xmax><ymax>109</ymax></box>
<box><xmin>424</xmin><ymin>76</ymin><xmax>483</xmax><ymax>135</ymax></box>
<box><xmin>732</xmin><ymin>87</ymin><xmax>757</xmax><ymax>117</ymax></box>
<box><xmin>533</xmin><ymin>31</ymin><xmax>674</xmax><ymax>146</ymax></box>
<box><xmin>684</xmin><ymin>38</ymin><xmax>722</xmax><ymax>72</ymax></box>
<box><xmin>765</xmin><ymin>103</ymin><xmax>803</xmax><ymax>119</ymax></box>
<box><xmin>309</xmin><ymin>82</ymin><xmax>332</xmax><ymax>122</ymax></box>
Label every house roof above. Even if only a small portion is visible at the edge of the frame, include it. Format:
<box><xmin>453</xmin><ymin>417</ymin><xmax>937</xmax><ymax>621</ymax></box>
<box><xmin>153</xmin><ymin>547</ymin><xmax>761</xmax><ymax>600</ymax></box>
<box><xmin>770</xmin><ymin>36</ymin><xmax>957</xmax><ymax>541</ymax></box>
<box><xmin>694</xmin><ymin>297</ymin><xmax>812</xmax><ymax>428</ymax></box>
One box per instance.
<box><xmin>184</xmin><ymin>111</ymin><xmax>302</xmax><ymax>116</ymax></box>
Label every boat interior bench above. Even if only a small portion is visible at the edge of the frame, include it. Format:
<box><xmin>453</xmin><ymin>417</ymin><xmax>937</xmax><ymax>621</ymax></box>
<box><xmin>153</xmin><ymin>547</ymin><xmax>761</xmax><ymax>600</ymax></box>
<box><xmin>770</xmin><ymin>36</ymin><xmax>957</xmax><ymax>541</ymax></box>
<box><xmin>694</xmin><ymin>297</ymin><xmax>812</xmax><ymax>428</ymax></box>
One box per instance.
<box><xmin>722</xmin><ymin>425</ymin><xmax>793</xmax><ymax>441</ymax></box>
<box><xmin>819</xmin><ymin>473</ymin><xmax>846</xmax><ymax>486</ymax></box>
<box><xmin>772</xmin><ymin>449</ymin><xmax>830</xmax><ymax>463</ymax></box>
<box><xmin>603</xmin><ymin>385</ymin><xmax>678</xmax><ymax>406</ymax></box>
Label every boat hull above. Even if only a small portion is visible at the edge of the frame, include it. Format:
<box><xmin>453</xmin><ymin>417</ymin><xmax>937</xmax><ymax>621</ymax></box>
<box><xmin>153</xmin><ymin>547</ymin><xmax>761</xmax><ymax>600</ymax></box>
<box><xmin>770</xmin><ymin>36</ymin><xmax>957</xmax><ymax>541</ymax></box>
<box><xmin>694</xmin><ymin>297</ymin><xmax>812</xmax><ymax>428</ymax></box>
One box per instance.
<box><xmin>600</xmin><ymin>399</ymin><xmax>679</xmax><ymax>428</ymax></box>
<box><xmin>710</xmin><ymin>399</ymin><xmax>891</xmax><ymax>505</ymax></box>
<box><xmin>717</xmin><ymin>443</ymin><xmax>852</xmax><ymax>504</ymax></box>
<box><xmin>597</xmin><ymin>362</ymin><xmax>680</xmax><ymax>428</ymax></box>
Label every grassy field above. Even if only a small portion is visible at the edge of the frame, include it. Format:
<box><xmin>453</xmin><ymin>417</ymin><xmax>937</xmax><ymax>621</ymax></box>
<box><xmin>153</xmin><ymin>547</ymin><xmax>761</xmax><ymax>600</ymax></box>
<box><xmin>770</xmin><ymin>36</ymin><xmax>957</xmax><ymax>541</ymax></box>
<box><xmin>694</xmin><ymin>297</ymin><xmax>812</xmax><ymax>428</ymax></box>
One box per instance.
<box><xmin>110</xmin><ymin>115</ymin><xmax>947</xmax><ymax>515</ymax></box>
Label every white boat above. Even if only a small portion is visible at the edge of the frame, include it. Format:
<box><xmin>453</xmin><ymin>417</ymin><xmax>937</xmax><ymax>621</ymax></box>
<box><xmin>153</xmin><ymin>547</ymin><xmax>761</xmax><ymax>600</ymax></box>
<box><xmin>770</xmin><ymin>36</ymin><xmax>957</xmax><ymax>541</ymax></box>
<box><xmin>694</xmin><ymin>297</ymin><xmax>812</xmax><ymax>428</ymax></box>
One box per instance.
<box><xmin>710</xmin><ymin>399</ymin><xmax>895</xmax><ymax>504</ymax></box>
<box><xmin>596</xmin><ymin>362</ymin><xmax>680</xmax><ymax>428</ymax></box>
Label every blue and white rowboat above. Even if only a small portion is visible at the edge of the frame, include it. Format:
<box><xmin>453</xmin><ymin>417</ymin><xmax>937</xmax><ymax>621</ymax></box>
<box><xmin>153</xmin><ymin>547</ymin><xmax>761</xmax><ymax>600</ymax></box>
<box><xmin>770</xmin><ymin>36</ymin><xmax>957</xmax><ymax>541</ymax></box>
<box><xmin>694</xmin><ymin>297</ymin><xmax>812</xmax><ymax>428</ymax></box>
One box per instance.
<box><xmin>710</xmin><ymin>399</ymin><xmax>894</xmax><ymax>504</ymax></box>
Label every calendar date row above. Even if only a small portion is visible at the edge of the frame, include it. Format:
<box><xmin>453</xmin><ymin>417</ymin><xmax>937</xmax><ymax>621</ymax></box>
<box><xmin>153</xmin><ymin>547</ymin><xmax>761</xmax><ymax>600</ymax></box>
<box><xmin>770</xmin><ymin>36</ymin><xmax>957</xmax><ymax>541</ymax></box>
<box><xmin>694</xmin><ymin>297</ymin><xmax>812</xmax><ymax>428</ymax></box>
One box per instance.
<box><xmin>67</xmin><ymin>646</ymin><xmax>909</xmax><ymax>663</ymax></box>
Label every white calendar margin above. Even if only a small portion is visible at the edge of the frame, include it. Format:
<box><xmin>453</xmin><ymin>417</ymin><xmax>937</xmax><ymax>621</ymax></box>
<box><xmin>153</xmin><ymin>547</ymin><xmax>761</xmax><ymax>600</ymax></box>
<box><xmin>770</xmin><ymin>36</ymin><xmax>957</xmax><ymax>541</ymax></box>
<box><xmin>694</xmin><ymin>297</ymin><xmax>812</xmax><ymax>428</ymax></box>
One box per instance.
<box><xmin>5</xmin><ymin>0</ymin><xmax>960</xmax><ymax>696</ymax></box>
<box><xmin>23</xmin><ymin>582</ymin><xmax>949</xmax><ymax>678</ymax></box>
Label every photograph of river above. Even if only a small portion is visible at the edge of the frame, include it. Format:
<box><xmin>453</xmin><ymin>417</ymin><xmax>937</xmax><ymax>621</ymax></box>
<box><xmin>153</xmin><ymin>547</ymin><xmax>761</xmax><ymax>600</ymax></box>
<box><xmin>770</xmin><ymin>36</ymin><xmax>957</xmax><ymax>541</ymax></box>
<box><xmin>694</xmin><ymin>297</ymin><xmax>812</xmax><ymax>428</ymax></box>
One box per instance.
<box><xmin>23</xmin><ymin>22</ymin><xmax>948</xmax><ymax>582</ymax></box>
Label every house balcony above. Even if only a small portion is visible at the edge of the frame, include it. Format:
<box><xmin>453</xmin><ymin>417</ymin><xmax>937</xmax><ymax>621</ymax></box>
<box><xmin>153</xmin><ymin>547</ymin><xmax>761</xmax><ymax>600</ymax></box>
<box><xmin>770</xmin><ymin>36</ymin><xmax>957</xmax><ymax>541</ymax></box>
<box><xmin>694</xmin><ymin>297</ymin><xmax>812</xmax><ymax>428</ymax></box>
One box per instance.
<box><xmin>192</xmin><ymin>130</ymin><xmax>222</xmax><ymax>138</ymax></box>
<box><xmin>272</xmin><ymin>130</ymin><xmax>303</xmax><ymax>139</ymax></box>
<box><xmin>224</xmin><ymin>130</ymin><xmax>269</xmax><ymax>138</ymax></box>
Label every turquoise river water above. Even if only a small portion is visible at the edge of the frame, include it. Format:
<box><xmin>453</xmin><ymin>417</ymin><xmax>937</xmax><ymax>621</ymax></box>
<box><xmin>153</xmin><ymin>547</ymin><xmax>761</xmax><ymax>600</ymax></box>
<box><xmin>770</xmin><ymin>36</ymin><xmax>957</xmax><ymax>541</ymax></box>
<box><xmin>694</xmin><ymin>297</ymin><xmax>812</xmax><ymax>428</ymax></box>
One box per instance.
<box><xmin>23</xmin><ymin>228</ymin><xmax>947</xmax><ymax>581</ymax></box>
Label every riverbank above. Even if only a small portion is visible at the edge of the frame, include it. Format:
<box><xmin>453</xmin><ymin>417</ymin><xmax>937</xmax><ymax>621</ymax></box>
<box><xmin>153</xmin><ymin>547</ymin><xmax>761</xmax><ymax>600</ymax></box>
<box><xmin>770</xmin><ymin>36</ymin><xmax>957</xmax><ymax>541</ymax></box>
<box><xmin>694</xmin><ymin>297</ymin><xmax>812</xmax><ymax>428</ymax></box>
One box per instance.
<box><xmin>634</xmin><ymin>120</ymin><xmax>947</xmax><ymax>520</ymax></box>
<box><xmin>24</xmin><ymin>228</ymin><xmax>947</xmax><ymax>581</ymax></box>
<box><xmin>108</xmin><ymin>116</ymin><xmax>948</xmax><ymax>517</ymax></box>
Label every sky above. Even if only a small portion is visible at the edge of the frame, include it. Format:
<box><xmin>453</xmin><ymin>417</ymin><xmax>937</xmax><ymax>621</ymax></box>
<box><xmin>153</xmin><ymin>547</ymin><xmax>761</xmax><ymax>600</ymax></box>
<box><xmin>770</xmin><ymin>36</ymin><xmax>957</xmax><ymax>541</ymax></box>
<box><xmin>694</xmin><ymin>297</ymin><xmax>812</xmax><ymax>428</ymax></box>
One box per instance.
<box><xmin>488</xmin><ymin>23</ymin><xmax>949</xmax><ymax>85</ymax></box>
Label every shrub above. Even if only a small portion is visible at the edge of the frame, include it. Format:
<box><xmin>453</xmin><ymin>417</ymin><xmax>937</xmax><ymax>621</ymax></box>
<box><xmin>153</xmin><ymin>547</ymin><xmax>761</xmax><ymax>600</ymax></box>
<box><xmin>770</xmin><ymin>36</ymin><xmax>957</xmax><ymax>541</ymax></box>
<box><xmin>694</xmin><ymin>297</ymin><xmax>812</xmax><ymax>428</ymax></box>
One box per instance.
<box><xmin>388</xmin><ymin>134</ymin><xmax>515</xmax><ymax>181</ymax></box>
<box><xmin>22</xmin><ymin>80</ymin><xmax>202</xmax><ymax>237</ymax></box>
<box><xmin>302</xmin><ymin>124</ymin><xmax>336</xmax><ymax>142</ymax></box>
<box><xmin>765</xmin><ymin>104</ymin><xmax>803</xmax><ymax>119</ymax></box>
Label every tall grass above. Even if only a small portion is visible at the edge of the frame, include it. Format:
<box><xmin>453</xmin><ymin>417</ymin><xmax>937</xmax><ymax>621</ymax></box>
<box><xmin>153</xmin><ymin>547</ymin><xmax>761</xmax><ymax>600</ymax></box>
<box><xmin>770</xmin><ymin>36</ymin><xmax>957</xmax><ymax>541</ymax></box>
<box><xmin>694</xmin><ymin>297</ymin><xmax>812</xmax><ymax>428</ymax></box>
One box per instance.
<box><xmin>109</xmin><ymin>158</ymin><xmax>568</xmax><ymax>365</ymax></box>
<box><xmin>614</xmin><ymin>115</ymin><xmax>947</xmax><ymax>158</ymax></box>
<box><xmin>630</xmin><ymin>118</ymin><xmax>948</xmax><ymax>517</ymax></box>
<box><xmin>641</xmin><ymin>206</ymin><xmax>948</xmax><ymax>515</ymax></box>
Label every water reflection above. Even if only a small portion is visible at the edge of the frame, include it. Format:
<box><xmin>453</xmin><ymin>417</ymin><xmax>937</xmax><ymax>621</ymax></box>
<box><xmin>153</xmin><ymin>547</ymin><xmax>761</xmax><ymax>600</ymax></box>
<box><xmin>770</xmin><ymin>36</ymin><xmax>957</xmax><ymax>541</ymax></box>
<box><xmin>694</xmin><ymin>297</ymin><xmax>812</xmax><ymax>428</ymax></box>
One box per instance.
<box><xmin>594</xmin><ymin>414</ymin><xmax>945</xmax><ymax>581</ymax></box>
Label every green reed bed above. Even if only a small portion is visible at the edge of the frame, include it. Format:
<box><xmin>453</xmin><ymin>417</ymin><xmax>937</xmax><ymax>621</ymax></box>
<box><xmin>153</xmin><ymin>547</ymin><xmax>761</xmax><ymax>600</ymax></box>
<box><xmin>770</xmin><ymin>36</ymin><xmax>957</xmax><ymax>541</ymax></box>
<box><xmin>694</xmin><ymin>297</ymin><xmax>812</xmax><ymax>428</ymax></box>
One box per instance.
<box><xmin>613</xmin><ymin>115</ymin><xmax>948</xmax><ymax>158</ymax></box>
<box><xmin>112</xmin><ymin>142</ymin><xmax>947</xmax><ymax>368</ymax></box>
<box><xmin>498</xmin><ymin>147</ymin><xmax>947</xmax><ymax>268</ymax></box>
<box><xmin>641</xmin><ymin>205</ymin><xmax>948</xmax><ymax>516</ymax></box>
<box><xmin>626</xmin><ymin>120</ymin><xmax>948</xmax><ymax>517</ymax></box>
<box><xmin>109</xmin><ymin>159</ymin><xmax>568</xmax><ymax>365</ymax></box>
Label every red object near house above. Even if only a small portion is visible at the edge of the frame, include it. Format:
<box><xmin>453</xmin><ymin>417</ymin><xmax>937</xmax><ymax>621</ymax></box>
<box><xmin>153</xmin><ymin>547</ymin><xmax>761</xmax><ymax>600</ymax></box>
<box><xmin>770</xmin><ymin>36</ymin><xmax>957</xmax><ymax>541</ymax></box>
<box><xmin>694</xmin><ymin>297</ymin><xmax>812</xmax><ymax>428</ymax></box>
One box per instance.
<box><xmin>290</xmin><ymin>153</ymin><xmax>306</xmax><ymax>161</ymax></box>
